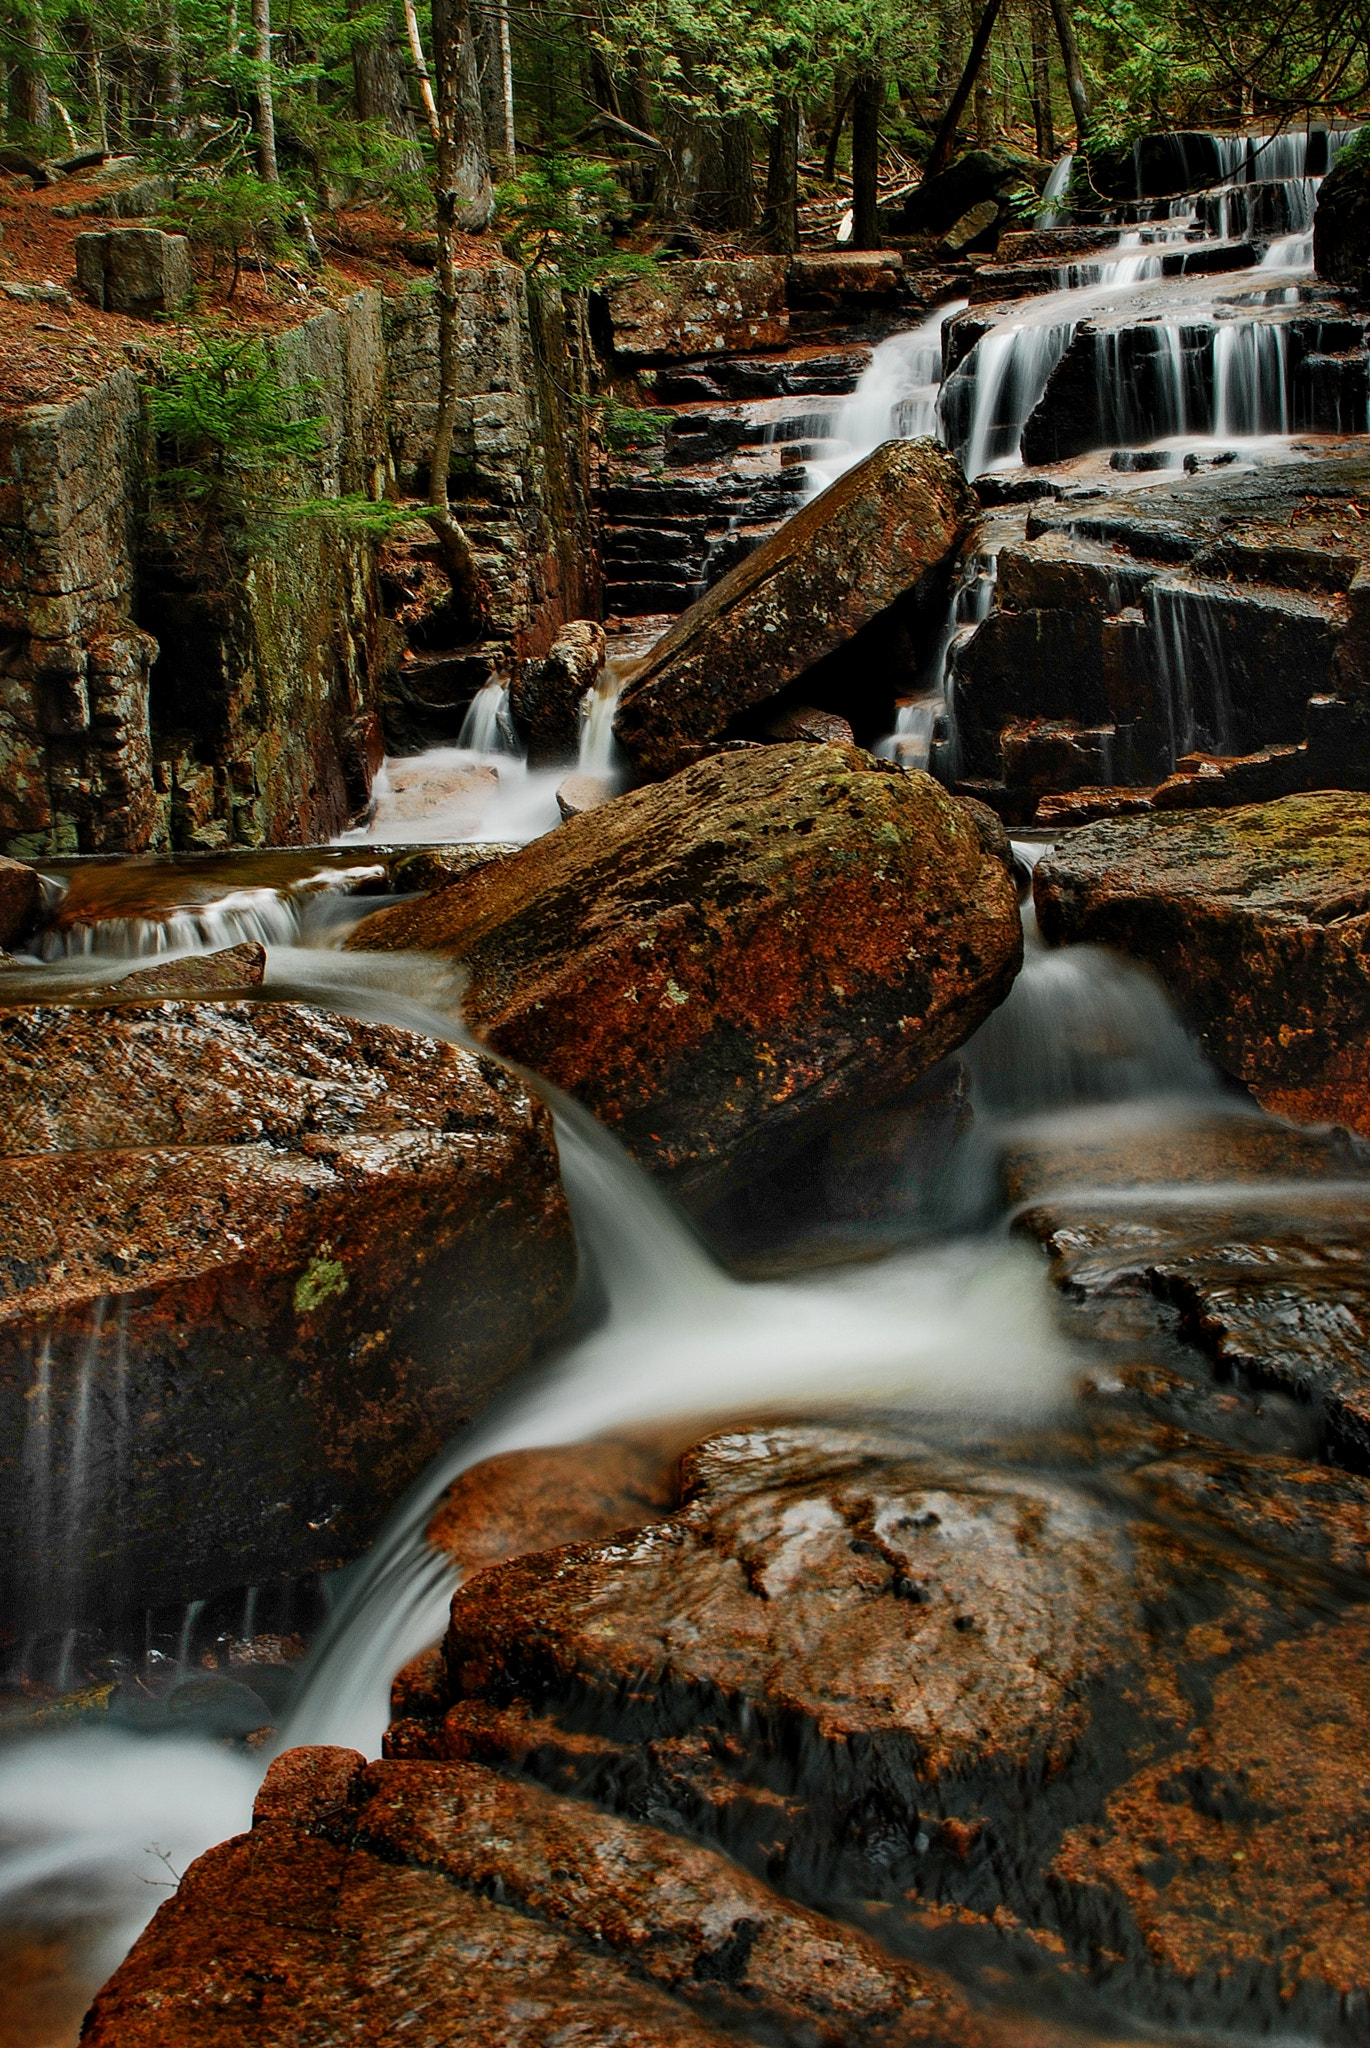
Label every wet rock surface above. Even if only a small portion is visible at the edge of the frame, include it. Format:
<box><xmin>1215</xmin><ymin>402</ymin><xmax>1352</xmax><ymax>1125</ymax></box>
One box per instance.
<box><xmin>85</xmin><ymin>1745</ymin><xmax>1045</xmax><ymax>2048</ymax></box>
<box><xmin>613</xmin><ymin>440</ymin><xmax>977</xmax><ymax>776</ymax></box>
<box><xmin>1034</xmin><ymin>792</ymin><xmax>1370</xmax><ymax>1134</ymax></box>
<box><xmin>951</xmin><ymin>454</ymin><xmax>1370</xmax><ymax>818</ymax></box>
<box><xmin>348</xmin><ymin>745</ymin><xmax>1022</xmax><ymax>1201</ymax></box>
<box><xmin>0</xmin><ymin>857</ymin><xmax>41</xmax><ymax>949</ymax></box>
<box><xmin>0</xmin><ymin>1001</ymin><xmax>575</xmax><ymax>1622</ymax></box>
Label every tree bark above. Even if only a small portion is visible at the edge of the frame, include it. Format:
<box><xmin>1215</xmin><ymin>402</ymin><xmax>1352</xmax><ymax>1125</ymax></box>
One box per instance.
<box><xmin>924</xmin><ymin>0</ymin><xmax>1005</xmax><ymax>179</ymax></box>
<box><xmin>426</xmin><ymin>0</ymin><xmax>490</xmax><ymax>630</ymax></box>
<box><xmin>1048</xmin><ymin>0</ymin><xmax>1090</xmax><ymax>141</ymax></box>
<box><xmin>702</xmin><ymin>111</ymin><xmax>755</xmax><ymax>229</ymax></box>
<box><xmin>402</xmin><ymin>0</ymin><xmax>440</xmax><ymax>143</ymax></box>
<box><xmin>10</xmin><ymin>4</ymin><xmax>50</xmax><ymax>138</ymax></box>
<box><xmin>823</xmin><ymin>76</ymin><xmax>853</xmax><ymax>183</ymax></box>
<box><xmin>1030</xmin><ymin>0</ymin><xmax>1054</xmax><ymax>159</ymax></box>
<box><xmin>353</xmin><ymin>10</ymin><xmax>422</xmax><ymax>171</ymax></box>
<box><xmin>763</xmin><ymin>93</ymin><xmax>800</xmax><ymax>253</ymax></box>
<box><xmin>851</xmin><ymin>69</ymin><xmax>882</xmax><ymax>248</ymax></box>
<box><xmin>251</xmin><ymin>0</ymin><xmax>278</xmax><ymax>181</ymax></box>
<box><xmin>655</xmin><ymin>95</ymin><xmax>702</xmax><ymax>227</ymax></box>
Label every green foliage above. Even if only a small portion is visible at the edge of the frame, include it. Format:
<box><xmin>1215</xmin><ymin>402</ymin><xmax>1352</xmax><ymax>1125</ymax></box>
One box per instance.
<box><xmin>148</xmin><ymin>332</ymin><xmax>325</xmax><ymax>540</ymax></box>
<box><xmin>161</xmin><ymin>174</ymin><xmax>292</xmax><ymax>297</ymax></box>
<box><xmin>495</xmin><ymin>157</ymin><xmax>652</xmax><ymax>290</ymax></box>
<box><xmin>594</xmin><ymin>396</ymin><xmax>674</xmax><ymax>451</ymax></box>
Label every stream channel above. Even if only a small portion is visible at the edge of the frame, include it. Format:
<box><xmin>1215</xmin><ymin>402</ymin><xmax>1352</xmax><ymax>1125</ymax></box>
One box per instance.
<box><xmin>4</xmin><ymin>127</ymin><xmax>1370</xmax><ymax>2046</ymax></box>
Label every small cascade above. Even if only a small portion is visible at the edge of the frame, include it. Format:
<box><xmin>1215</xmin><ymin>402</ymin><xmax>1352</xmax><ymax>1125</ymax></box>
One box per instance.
<box><xmin>1213</xmin><ymin>319</ymin><xmax>1291</xmax><ymax>434</ymax></box>
<box><xmin>32</xmin><ymin>870</ymin><xmax>382</xmax><ymax>963</ymax></box>
<box><xmin>805</xmin><ymin>302</ymin><xmax>964</xmax><ymax>494</ymax></box>
<box><xmin>940</xmin><ymin>320</ymin><xmax>1076</xmax><ymax>478</ymax></box>
<box><xmin>1147</xmin><ymin>580</ymin><xmax>1236</xmax><ymax>760</ymax></box>
<box><xmin>456</xmin><ymin>678</ymin><xmax>521</xmax><ymax>755</ymax></box>
<box><xmin>1037</xmin><ymin>152</ymin><xmax>1074</xmax><ymax>226</ymax></box>
<box><xmin>876</xmin><ymin>551</ymin><xmax>997</xmax><ymax>773</ymax></box>
<box><xmin>577</xmin><ymin>675</ymin><xmax>625</xmax><ymax>775</ymax></box>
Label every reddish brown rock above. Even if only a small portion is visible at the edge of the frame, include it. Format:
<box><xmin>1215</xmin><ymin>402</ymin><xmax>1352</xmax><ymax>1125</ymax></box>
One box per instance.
<box><xmin>426</xmin><ymin>1437</ymin><xmax>677</xmax><ymax>1578</ymax></box>
<box><xmin>348</xmin><ymin>745</ymin><xmax>1021</xmax><ymax>1201</ymax></box>
<box><xmin>606</xmin><ymin>258</ymin><xmax>789</xmax><ymax>363</ymax></box>
<box><xmin>84</xmin><ymin>1749</ymin><xmax>1051</xmax><ymax>2048</ymax></box>
<box><xmin>0</xmin><ymin>855</ymin><xmax>41</xmax><ymax>950</ymax></box>
<box><xmin>511</xmin><ymin>618</ymin><xmax>607</xmax><ymax>764</ymax></box>
<box><xmin>107</xmin><ymin>940</ymin><xmax>267</xmax><ymax>998</ymax></box>
<box><xmin>1034</xmin><ymin>793</ymin><xmax>1370</xmax><ymax>1136</ymax></box>
<box><xmin>0</xmin><ymin>1002</ymin><xmax>575</xmax><ymax>1624</ymax></box>
<box><xmin>1052</xmin><ymin>1608</ymin><xmax>1370</xmax><ymax>2015</ymax></box>
<box><xmin>613</xmin><ymin>440</ymin><xmax>976</xmax><ymax>777</ymax></box>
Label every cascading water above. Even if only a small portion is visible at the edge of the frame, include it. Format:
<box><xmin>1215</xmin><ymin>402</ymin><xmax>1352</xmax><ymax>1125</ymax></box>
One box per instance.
<box><xmin>456</xmin><ymin>678</ymin><xmax>520</xmax><ymax>755</ymax></box>
<box><xmin>1146</xmin><ymin>578</ymin><xmax>1236</xmax><ymax>759</ymax></box>
<box><xmin>804</xmin><ymin>301</ymin><xmax>965</xmax><ymax>494</ymax></box>
<box><xmin>941</xmin><ymin>319</ymin><xmax>1076</xmax><ymax>479</ymax></box>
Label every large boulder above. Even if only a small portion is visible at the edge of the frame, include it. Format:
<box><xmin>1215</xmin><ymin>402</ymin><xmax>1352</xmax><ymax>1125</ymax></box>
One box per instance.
<box><xmin>83</xmin><ymin>1745</ymin><xmax>1019</xmax><ymax>2048</ymax></box>
<box><xmin>613</xmin><ymin>439</ymin><xmax>977</xmax><ymax>777</ymax></box>
<box><xmin>1314</xmin><ymin>141</ymin><xmax>1370</xmax><ymax>297</ymax></box>
<box><xmin>0</xmin><ymin>1001</ymin><xmax>575</xmax><ymax>1629</ymax></box>
<box><xmin>348</xmin><ymin>745</ymin><xmax>1021</xmax><ymax>1201</ymax></box>
<box><xmin>1033</xmin><ymin>794</ymin><xmax>1370</xmax><ymax>1135</ymax></box>
<box><xmin>887</xmin><ymin>146</ymin><xmax>1045</xmax><ymax>238</ymax></box>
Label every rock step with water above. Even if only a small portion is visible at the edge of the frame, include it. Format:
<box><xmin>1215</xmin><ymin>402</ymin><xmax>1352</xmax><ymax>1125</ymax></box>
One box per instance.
<box><xmin>1034</xmin><ymin>792</ymin><xmax>1370</xmax><ymax>1137</ymax></box>
<box><xmin>348</xmin><ymin>744</ymin><xmax>1020</xmax><ymax>1203</ymax></box>
<box><xmin>612</xmin><ymin>440</ymin><xmax>977</xmax><ymax>773</ymax></box>
<box><xmin>1006</xmin><ymin>1107</ymin><xmax>1370</xmax><ymax>1469</ymax></box>
<box><xmin>950</xmin><ymin>453</ymin><xmax>1370</xmax><ymax>818</ymax></box>
<box><xmin>0</xmin><ymin>1000</ymin><xmax>575</xmax><ymax>1626</ymax></box>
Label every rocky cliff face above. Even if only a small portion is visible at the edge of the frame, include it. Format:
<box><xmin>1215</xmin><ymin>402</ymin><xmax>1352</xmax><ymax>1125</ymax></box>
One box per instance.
<box><xmin>0</xmin><ymin>265</ymin><xmax>597</xmax><ymax>859</ymax></box>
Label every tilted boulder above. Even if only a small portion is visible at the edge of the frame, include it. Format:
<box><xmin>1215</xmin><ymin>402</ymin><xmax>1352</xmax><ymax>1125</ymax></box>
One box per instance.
<box><xmin>348</xmin><ymin>744</ymin><xmax>1022</xmax><ymax>1201</ymax></box>
<box><xmin>612</xmin><ymin>439</ymin><xmax>977</xmax><ymax>778</ymax></box>
<box><xmin>1034</xmin><ymin>792</ymin><xmax>1370</xmax><ymax>1134</ymax></box>
<box><xmin>0</xmin><ymin>1000</ymin><xmax>575</xmax><ymax>1626</ymax></box>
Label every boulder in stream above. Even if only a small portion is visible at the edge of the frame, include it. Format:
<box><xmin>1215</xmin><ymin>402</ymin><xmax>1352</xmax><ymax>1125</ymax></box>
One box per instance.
<box><xmin>1314</xmin><ymin>141</ymin><xmax>1370</xmax><ymax>297</ymax></box>
<box><xmin>1034</xmin><ymin>793</ymin><xmax>1370</xmax><ymax>1138</ymax></box>
<box><xmin>348</xmin><ymin>744</ymin><xmax>1022</xmax><ymax>1203</ymax></box>
<box><xmin>0</xmin><ymin>855</ymin><xmax>41</xmax><ymax>949</ymax></box>
<box><xmin>612</xmin><ymin>439</ymin><xmax>977</xmax><ymax>777</ymax></box>
<box><xmin>0</xmin><ymin>1001</ymin><xmax>575</xmax><ymax>1625</ymax></box>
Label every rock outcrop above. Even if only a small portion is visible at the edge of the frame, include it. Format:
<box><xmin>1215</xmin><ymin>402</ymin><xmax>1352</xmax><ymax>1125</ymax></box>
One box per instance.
<box><xmin>612</xmin><ymin>439</ymin><xmax>977</xmax><ymax>776</ymax></box>
<box><xmin>1314</xmin><ymin>141</ymin><xmax>1370</xmax><ymax>298</ymax></box>
<box><xmin>1034</xmin><ymin>793</ymin><xmax>1370</xmax><ymax>1138</ymax></box>
<box><xmin>0</xmin><ymin>1001</ymin><xmax>575</xmax><ymax>1625</ymax></box>
<box><xmin>605</xmin><ymin>258</ymin><xmax>789</xmax><ymax>362</ymax></box>
<box><xmin>349</xmin><ymin>745</ymin><xmax>1022</xmax><ymax>1201</ymax></box>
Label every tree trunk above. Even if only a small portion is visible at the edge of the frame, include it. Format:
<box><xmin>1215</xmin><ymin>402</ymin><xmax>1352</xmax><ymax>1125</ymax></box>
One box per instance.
<box><xmin>924</xmin><ymin>0</ymin><xmax>1005</xmax><ymax>179</ymax></box>
<box><xmin>823</xmin><ymin>77</ymin><xmax>853</xmax><ymax>182</ymax></box>
<box><xmin>426</xmin><ymin>0</ymin><xmax>490</xmax><ymax>629</ymax></box>
<box><xmin>851</xmin><ymin>69</ymin><xmax>882</xmax><ymax>248</ymax></box>
<box><xmin>251</xmin><ymin>0</ymin><xmax>278</xmax><ymax>181</ymax></box>
<box><xmin>400</xmin><ymin>0</ymin><xmax>440</xmax><ymax>143</ymax></box>
<box><xmin>655</xmin><ymin>95</ymin><xmax>702</xmax><ymax>227</ymax></box>
<box><xmin>763</xmin><ymin>93</ymin><xmax>800</xmax><ymax>254</ymax></box>
<box><xmin>353</xmin><ymin>10</ymin><xmax>423</xmax><ymax>172</ymax></box>
<box><xmin>701</xmin><ymin>111</ymin><xmax>755</xmax><ymax>229</ymax></box>
<box><xmin>1030</xmin><ymin>0</ymin><xmax>1054</xmax><ymax>158</ymax></box>
<box><xmin>10</xmin><ymin>4</ymin><xmax>50</xmax><ymax>138</ymax></box>
<box><xmin>1048</xmin><ymin>0</ymin><xmax>1090</xmax><ymax>141</ymax></box>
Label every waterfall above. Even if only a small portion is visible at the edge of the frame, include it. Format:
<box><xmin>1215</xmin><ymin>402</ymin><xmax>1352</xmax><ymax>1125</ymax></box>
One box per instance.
<box><xmin>577</xmin><ymin>675</ymin><xmax>625</xmax><ymax>775</ymax></box>
<box><xmin>457</xmin><ymin>679</ymin><xmax>520</xmax><ymax>755</ymax></box>
<box><xmin>805</xmin><ymin>301</ymin><xmax>965</xmax><ymax>494</ymax></box>
<box><xmin>1038</xmin><ymin>152</ymin><xmax>1074</xmax><ymax>226</ymax></box>
<box><xmin>30</xmin><ymin>870</ymin><xmax>385</xmax><ymax>964</ymax></box>
<box><xmin>1212</xmin><ymin>320</ymin><xmax>1290</xmax><ymax>435</ymax></box>
<box><xmin>941</xmin><ymin>320</ymin><xmax>1075</xmax><ymax>478</ymax></box>
<box><xmin>1146</xmin><ymin>581</ymin><xmax>1235</xmax><ymax>760</ymax></box>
